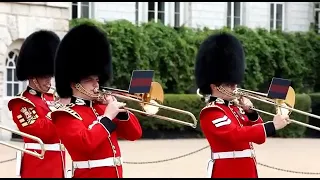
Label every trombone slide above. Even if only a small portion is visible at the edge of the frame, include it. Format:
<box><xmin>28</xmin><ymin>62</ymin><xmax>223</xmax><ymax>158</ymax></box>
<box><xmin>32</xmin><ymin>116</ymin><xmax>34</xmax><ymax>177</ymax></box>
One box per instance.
<box><xmin>100</xmin><ymin>83</ymin><xmax>198</xmax><ymax>129</ymax></box>
<box><xmin>197</xmin><ymin>87</ymin><xmax>320</xmax><ymax>132</ymax></box>
<box><xmin>0</xmin><ymin>125</ymin><xmax>45</xmax><ymax>159</ymax></box>
<box><xmin>239</xmin><ymin>92</ymin><xmax>320</xmax><ymax>121</ymax></box>
<box><xmin>234</xmin><ymin>88</ymin><xmax>320</xmax><ymax>131</ymax></box>
<box><xmin>112</xmin><ymin>93</ymin><xmax>198</xmax><ymax>128</ymax></box>
<box><xmin>249</xmin><ymin>107</ymin><xmax>320</xmax><ymax>132</ymax></box>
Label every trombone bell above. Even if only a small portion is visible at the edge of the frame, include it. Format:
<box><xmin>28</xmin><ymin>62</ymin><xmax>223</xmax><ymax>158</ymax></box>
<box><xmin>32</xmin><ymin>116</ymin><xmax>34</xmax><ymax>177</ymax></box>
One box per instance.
<box><xmin>142</xmin><ymin>100</ymin><xmax>160</xmax><ymax>115</ymax></box>
<box><xmin>140</xmin><ymin>82</ymin><xmax>164</xmax><ymax>115</ymax></box>
<box><xmin>100</xmin><ymin>81</ymin><xmax>198</xmax><ymax>128</ymax></box>
<box><xmin>275</xmin><ymin>86</ymin><xmax>295</xmax><ymax>116</ymax></box>
<box><xmin>233</xmin><ymin>86</ymin><xmax>320</xmax><ymax>132</ymax></box>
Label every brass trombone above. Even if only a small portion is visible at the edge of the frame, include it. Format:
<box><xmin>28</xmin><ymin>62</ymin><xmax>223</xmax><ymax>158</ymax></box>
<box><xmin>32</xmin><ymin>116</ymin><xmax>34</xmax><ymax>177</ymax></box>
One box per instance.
<box><xmin>234</xmin><ymin>88</ymin><xmax>320</xmax><ymax>131</ymax></box>
<box><xmin>196</xmin><ymin>87</ymin><xmax>320</xmax><ymax>131</ymax></box>
<box><xmin>100</xmin><ymin>82</ymin><xmax>198</xmax><ymax>128</ymax></box>
<box><xmin>0</xmin><ymin>125</ymin><xmax>45</xmax><ymax>159</ymax></box>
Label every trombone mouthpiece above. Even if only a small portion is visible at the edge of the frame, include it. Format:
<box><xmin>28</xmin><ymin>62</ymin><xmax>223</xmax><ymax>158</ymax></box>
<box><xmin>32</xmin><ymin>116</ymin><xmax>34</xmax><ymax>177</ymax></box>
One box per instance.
<box><xmin>232</xmin><ymin>89</ymin><xmax>242</xmax><ymax>97</ymax></box>
<box><xmin>94</xmin><ymin>88</ymin><xmax>102</xmax><ymax>94</ymax></box>
<box><xmin>93</xmin><ymin>88</ymin><xmax>98</xmax><ymax>93</ymax></box>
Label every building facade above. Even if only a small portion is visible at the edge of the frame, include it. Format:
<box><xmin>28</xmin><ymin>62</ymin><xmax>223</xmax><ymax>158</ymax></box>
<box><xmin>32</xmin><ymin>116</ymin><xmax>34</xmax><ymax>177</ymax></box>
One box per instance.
<box><xmin>0</xmin><ymin>2</ymin><xmax>69</xmax><ymax>140</ymax></box>
<box><xmin>0</xmin><ymin>2</ymin><xmax>319</xmax><ymax>140</ymax></box>
<box><xmin>72</xmin><ymin>2</ymin><xmax>318</xmax><ymax>32</ymax></box>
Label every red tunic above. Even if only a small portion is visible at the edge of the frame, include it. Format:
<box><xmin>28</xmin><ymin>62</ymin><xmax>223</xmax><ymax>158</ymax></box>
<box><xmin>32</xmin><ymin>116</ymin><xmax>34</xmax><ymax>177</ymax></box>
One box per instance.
<box><xmin>51</xmin><ymin>96</ymin><xmax>142</xmax><ymax>178</ymax></box>
<box><xmin>7</xmin><ymin>86</ymin><xmax>65</xmax><ymax>178</ymax></box>
<box><xmin>200</xmin><ymin>97</ymin><xmax>276</xmax><ymax>178</ymax></box>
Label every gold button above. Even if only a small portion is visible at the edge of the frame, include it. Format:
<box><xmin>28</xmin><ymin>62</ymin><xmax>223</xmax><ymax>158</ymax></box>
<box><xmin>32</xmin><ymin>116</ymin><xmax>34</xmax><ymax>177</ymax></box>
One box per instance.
<box><xmin>113</xmin><ymin>150</ymin><xmax>117</xmax><ymax>154</ymax></box>
<box><xmin>112</xmin><ymin>145</ymin><xmax>116</xmax><ymax>150</ymax></box>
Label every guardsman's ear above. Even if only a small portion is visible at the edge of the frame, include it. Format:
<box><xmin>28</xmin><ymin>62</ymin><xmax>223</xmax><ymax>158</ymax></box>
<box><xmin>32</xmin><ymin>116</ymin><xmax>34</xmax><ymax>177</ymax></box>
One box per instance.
<box><xmin>210</xmin><ymin>84</ymin><xmax>216</xmax><ymax>92</ymax></box>
<box><xmin>70</xmin><ymin>82</ymin><xmax>76</xmax><ymax>88</ymax></box>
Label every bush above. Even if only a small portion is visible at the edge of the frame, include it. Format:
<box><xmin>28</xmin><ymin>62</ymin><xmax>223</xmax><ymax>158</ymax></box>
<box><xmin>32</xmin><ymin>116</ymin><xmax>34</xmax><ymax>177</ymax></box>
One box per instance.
<box><xmin>305</xmin><ymin>93</ymin><xmax>320</xmax><ymax>138</ymax></box>
<box><xmin>69</xmin><ymin>19</ymin><xmax>320</xmax><ymax>94</ymax></box>
<box><xmin>121</xmin><ymin>94</ymin><xmax>311</xmax><ymax>138</ymax></box>
<box><xmin>68</xmin><ymin>19</ymin><xmax>317</xmax><ymax>138</ymax></box>
<box><xmin>309</xmin><ymin>93</ymin><xmax>320</xmax><ymax>107</ymax></box>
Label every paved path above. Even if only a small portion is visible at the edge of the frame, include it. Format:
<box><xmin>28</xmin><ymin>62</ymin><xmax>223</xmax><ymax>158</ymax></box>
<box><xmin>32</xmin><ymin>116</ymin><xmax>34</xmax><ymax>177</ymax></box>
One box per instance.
<box><xmin>0</xmin><ymin>138</ymin><xmax>319</xmax><ymax>178</ymax></box>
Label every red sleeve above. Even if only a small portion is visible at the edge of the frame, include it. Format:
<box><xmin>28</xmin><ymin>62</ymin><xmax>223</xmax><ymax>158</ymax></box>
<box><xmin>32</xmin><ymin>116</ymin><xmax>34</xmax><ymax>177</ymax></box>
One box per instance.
<box><xmin>200</xmin><ymin>108</ymin><xmax>271</xmax><ymax>145</ymax></box>
<box><xmin>8</xmin><ymin>99</ymin><xmax>57</xmax><ymax>142</ymax></box>
<box><xmin>113</xmin><ymin>111</ymin><xmax>142</xmax><ymax>141</ymax></box>
<box><xmin>51</xmin><ymin>111</ymin><xmax>114</xmax><ymax>153</ymax></box>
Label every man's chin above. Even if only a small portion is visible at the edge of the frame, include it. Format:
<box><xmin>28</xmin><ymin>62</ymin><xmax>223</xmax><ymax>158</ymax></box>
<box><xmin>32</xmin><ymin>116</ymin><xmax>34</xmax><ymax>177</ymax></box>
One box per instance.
<box><xmin>92</xmin><ymin>90</ymin><xmax>101</xmax><ymax>95</ymax></box>
<box><xmin>42</xmin><ymin>87</ymin><xmax>51</xmax><ymax>93</ymax></box>
<box><xmin>224</xmin><ymin>96</ymin><xmax>236</xmax><ymax>102</ymax></box>
<box><xmin>85</xmin><ymin>91</ymin><xmax>100</xmax><ymax>99</ymax></box>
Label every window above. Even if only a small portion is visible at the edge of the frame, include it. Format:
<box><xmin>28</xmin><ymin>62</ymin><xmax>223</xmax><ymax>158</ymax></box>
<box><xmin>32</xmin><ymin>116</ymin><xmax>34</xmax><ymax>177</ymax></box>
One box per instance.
<box><xmin>174</xmin><ymin>2</ymin><xmax>180</xmax><ymax>27</ymax></box>
<box><xmin>144</xmin><ymin>2</ymin><xmax>183</xmax><ymax>27</ymax></box>
<box><xmin>148</xmin><ymin>2</ymin><xmax>165</xmax><ymax>24</ymax></box>
<box><xmin>227</xmin><ymin>2</ymin><xmax>242</xmax><ymax>29</ymax></box>
<box><xmin>5</xmin><ymin>50</ymin><xmax>22</xmax><ymax>97</ymax></box>
<box><xmin>270</xmin><ymin>3</ymin><xmax>284</xmax><ymax>30</ymax></box>
<box><xmin>71</xmin><ymin>2</ymin><xmax>91</xmax><ymax>19</ymax></box>
<box><xmin>135</xmin><ymin>2</ymin><xmax>139</xmax><ymax>25</ymax></box>
<box><xmin>315</xmin><ymin>3</ymin><xmax>320</xmax><ymax>33</ymax></box>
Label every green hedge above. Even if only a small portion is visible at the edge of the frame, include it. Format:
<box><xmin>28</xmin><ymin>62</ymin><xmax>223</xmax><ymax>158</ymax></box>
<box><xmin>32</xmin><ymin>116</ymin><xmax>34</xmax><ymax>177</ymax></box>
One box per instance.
<box><xmin>305</xmin><ymin>93</ymin><xmax>320</xmax><ymax>138</ymax></box>
<box><xmin>310</xmin><ymin>93</ymin><xmax>320</xmax><ymax>106</ymax></box>
<box><xmin>68</xmin><ymin>19</ymin><xmax>316</xmax><ymax>138</ymax></box>
<box><xmin>70</xmin><ymin>19</ymin><xmax>320</xmax><ymax>94</ymax></box>
<box><xmin>122</xmin><ymin>94</ymin><xmax>311</xmax><ymax>138</ymax></box>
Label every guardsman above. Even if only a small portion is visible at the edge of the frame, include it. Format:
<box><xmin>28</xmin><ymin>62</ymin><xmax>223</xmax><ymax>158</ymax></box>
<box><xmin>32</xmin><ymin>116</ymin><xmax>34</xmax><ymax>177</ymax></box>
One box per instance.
<box><xmin>7</xmin><ymin>30</ymin><xmax>66</xmax><ymax>178</ymax></box>
<box><xmin>195</xmin><ymin>32</ymin><xmax>290</xmax><ymax>178</ymax></box>
<box><xmin>50</xmin><ymin>24</ymin><xmax>142</xmax><ymax>178</ymax></box>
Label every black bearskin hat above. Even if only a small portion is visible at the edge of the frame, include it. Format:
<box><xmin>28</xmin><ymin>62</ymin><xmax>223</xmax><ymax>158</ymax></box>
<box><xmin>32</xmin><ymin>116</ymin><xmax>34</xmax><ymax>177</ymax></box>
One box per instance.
<box><xmin>16</xmin><ymin>30</ymin><xmax>60</xmax><ymax>81</ymax></box>
<box><xmin>195</xmin><ymin>32</ymin><xmax>245</xmax><ymax>95</ymax></box>
<box><xmin>54</xmin><ymin>24</ymin><xmax>112</xmax><ymax>98</ymax></box>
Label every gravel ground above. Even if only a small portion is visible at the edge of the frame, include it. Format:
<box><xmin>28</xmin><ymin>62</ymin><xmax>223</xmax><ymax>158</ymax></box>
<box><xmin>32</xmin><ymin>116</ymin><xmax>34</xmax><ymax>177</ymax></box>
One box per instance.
<box><xmin>0</xmin><ymin>138</ymin><xmax>319</xmax><ymax>178</ymax></box>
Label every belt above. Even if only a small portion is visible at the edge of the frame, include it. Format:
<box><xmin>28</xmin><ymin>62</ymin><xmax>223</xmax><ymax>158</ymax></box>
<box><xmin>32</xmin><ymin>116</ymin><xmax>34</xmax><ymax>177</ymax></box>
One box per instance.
<box><xmin>212</xmin><ymin>149</ymin><xmax>255</xmax><ymax>160</ymax></box>
<box><xmin>73</xmin><ymin>157</ymin><xmax>123</xmax><ymax>169</ymax></box>
<box><xmin>24</xmin><ymin>143</ymin><xmax>65</xmax><ymax>152</ymax></box>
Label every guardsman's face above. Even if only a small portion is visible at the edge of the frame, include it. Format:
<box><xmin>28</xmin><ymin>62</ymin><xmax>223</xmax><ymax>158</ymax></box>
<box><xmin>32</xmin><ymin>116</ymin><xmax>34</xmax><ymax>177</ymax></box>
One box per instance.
<box><xmin>222</xmin><ymin>83</ymin><xmax>237</xmax><ymax>92</ymax></box>
<box><xmin>220</xmin><ymin>83</ymin><xmax>238</xmax><ymax>101</ymax></box>
<box><xmin>80</xmin><ymin>75</ymin><xmax>99</xmax><ymax>95</ymax></box>
<box><xmin>37</xmin><ymin>76</ymin><xmax>52</xmax><ymax>92</ymax></box>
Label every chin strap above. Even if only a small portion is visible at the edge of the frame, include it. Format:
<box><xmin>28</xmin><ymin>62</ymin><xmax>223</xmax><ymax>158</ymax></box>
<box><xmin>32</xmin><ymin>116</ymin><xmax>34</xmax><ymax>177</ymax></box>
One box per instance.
<box><xmin>75</xmin><ymin>83</ymin><xmax>104</xmax><ymax>101</ymax></box>
<box><xmin>32</xmin><ymin>78</ymin><xmax>48</xmax><ymax>93</ymax></box>
<box><xmin>216</xmin><ymin>85</ymin><xmax>237</xmax><ymax>102</ymax></box>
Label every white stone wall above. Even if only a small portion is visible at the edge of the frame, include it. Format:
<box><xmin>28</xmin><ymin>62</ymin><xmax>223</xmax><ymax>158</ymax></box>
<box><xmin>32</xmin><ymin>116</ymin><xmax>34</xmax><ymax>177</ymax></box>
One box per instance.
<box><xmin>285</xmin><ymin>2</ymin><xmax>313</xmax><ymax>32</ymax></box>
<box><xmin>0</xmin><ymin>2</ymin><xmax>70</xmax><ymax>140</ymax></box>
<box><xmin>92</xmin><ymin>2</ymin><xmax>315</xmax><ymax>32</ymax></box>
<box><xmin>94</xmin><ymin>2</ymin><xmax>136</xmax><ymax>23</ymax></box>
<box><xmin>189</xmin><ymin>2</ymin><xmax>227</xmax><ymax>29</ymax></box>
<box><xmin>244</xmin><ymin>2</ymin><xmax>270</xmax><ymax>30</ymax></box>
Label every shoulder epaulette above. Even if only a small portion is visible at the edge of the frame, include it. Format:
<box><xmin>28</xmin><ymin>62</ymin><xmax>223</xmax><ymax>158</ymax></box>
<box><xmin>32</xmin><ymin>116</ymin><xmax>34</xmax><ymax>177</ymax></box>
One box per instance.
<box><xmin>47</xmin><ymin>101</ymin><xmax>64</xmax><ymax>112</ymax></box>
<box><xmin>8</xmin><ymin>96</ymin><xmax>35</xmax><ymax>110</ymax></box>
<box><xmin>51</xmin><ymin>105</ymin><xmax>82</xmax><ymax>121</ymax></box>
<box><xmin>200</xmin><ymin>102</ymin><xmax>225</xmax><ymax>114</ymax></box>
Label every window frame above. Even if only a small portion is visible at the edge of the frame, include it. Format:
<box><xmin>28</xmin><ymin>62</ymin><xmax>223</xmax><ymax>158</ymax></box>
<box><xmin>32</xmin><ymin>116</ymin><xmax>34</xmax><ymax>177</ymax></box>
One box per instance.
<box><xmin>70</xmin><ymin>2</ymin><xmax>93</xmax><ymax>20</ymax></box>
<box><xmin>173</xmin><ymin>2</ymin><xmax>182</xmax><ymax>27</ymax></box>
<box><xmin>135</xmin><ymin>2</ymin><xmax>139</xmax><ymax>25</ymax></box>
<box><xmin>139</xmin><ymin>2</ymin><xmax>184</xmax><ymax>27</ymax></box>
<box><xmin>315</xmin><ymin>3</ymin><xmax>320</xmax><ymax>33</ymax></box>
<box><xmin>147</xmin><ymin>2</ymin><xmax>167</xmax><ymax>25</ymax></box>
<box><xmin>269</xmin><ymin>2</ymin><xmax>285</xmax><ymax>31</ymax></box>
<box><xmin>3</xmin><ymin>50</ymin><xmax>24</xmax><ymax>98</ymax></box>
<box><xmin>226</xmin><ymin>2</ymin><xmax>243</xmax><ymax>29</ymax></box>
